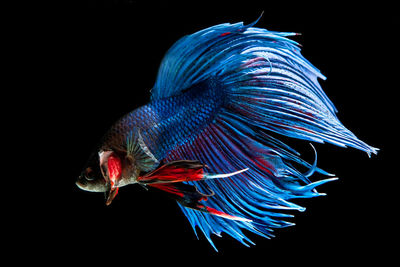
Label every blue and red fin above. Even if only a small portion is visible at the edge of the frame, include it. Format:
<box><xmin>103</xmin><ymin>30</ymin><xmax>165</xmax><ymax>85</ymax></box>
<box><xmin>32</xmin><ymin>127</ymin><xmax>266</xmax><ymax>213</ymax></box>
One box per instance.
<box><xmin>151</xmin><ymin>19</ymin><xmax>378</xmax><ymax>156</ymax></box>
<box><xmin>148</xmin><ymin>182</ymin><xmax>207</xmax><ymax>202</ymax></box>
<box><xmin>138</xmin><ymin>160</ymin><xmax>248</xmax><ymax>184</ymax></box>
<box><xmin>148</xmin><ymin>182</ymin><xmax>251</xmax><ymax>222</ymax></box>
<box><xmin>151</xmin><ymin>18</ymin><xmax>378</xmax><ymax>249</ymax></box>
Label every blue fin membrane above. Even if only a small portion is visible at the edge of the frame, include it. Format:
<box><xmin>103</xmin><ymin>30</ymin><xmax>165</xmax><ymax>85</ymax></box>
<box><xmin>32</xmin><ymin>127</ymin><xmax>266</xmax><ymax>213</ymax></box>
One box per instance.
<box><xmin>150</xmin><ymin>19</ymin><xmax>378</xmax><ymax>250</ymax></box>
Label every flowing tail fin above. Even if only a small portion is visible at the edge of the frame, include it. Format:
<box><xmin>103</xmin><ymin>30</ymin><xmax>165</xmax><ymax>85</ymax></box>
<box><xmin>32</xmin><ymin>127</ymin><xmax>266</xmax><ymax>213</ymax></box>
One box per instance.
<box><xmin>150</xmin><ymin>18</ymin><xmax>378</xmax><ymax>250</ymax></box>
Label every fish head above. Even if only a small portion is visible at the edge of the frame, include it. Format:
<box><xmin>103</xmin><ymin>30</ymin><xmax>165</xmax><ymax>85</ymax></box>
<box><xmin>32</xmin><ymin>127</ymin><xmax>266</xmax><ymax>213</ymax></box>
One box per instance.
<box><xmin>76</xmin><ymin>152</ymin><xmax>108</xmax><ymax>192</ymax></box>
<box><xmin>77</xmin><ymin>149</ymin><xmax>131</xmax><ymax>205</ymax></box>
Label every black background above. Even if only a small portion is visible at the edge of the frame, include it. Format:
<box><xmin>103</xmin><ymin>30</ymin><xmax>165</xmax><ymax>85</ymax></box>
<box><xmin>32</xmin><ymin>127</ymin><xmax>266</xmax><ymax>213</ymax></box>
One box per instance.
<box><xmin>16</xmin><ymin>1</ymin><xmax>397</xmax><ymax>265</ymax></box>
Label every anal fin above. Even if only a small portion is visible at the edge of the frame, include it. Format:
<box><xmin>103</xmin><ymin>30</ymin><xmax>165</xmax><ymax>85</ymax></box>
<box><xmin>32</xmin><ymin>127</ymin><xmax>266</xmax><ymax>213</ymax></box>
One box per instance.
<box><xmin>149</xmin><ymin>182</ymin><xmax>250</xmax><ymax>222</ymax></box>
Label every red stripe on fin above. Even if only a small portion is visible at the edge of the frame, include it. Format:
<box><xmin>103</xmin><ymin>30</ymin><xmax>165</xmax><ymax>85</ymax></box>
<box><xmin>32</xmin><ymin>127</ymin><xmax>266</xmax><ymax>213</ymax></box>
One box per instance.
<box><xmin>198</xmin><ymin>205</ymin><xmax>252</xmax><ymax>222</ymax></box>
<box><xmin>220</xmin><ymin>32</ymin><xmax>231</xmax><ymax>37</ymax></box>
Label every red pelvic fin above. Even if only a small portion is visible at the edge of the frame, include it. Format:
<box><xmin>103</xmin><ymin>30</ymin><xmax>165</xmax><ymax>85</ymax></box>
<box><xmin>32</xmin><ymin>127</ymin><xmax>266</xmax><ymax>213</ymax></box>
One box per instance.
<box><xmin>107</xmin><ymin>153</ymin><xmax>122</xmax><ymax>186</ymax></box>
<box><xmin>138</xmin><ymin>160</ymin><xmax>206</xmax><ymax>184</ymax></box>
<box><xmin>105</xmin><ymin>187</ymin><xmax>119</xmax><ymax>206</ymax></box>
<box><xmin>99</xmin><ymin>151</ymin><xmax>122</xmax><ymax>206</ymax></box>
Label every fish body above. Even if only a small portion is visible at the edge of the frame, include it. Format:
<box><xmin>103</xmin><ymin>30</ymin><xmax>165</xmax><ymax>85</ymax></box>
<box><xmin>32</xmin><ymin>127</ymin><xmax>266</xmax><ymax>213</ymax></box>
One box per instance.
<box><xmin>103</xmin><ymin>79</ymin><xmax>223</xmax><ymax>161</ymax></box>
<box><xmin>76</xmin><ymin>18</ymin><xmax>377</xmax><ymax>249</ymax></box>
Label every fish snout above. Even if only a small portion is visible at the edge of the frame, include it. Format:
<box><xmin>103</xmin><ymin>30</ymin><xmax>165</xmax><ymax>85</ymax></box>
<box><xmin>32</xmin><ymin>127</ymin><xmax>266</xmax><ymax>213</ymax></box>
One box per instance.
<box><xmin>76</xmin><ymin>174</ymin><xmax>88</xmax><ymax>190</ymax></box>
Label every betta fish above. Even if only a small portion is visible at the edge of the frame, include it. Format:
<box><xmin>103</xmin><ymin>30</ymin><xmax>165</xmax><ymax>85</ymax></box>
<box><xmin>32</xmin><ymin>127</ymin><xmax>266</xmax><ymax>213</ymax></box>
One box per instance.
<box><xmin>76</xmin><ymin>17</ymin><xmax>377</xmax><ymax>250</ymax></box>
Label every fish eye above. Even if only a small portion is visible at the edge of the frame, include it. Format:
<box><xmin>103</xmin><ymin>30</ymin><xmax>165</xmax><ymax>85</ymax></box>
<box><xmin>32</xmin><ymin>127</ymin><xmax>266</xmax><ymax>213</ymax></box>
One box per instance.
<box><xmin>85</xmin><ymin>167</ymin><xmax>95</xmax><ymax>181</ymax></box>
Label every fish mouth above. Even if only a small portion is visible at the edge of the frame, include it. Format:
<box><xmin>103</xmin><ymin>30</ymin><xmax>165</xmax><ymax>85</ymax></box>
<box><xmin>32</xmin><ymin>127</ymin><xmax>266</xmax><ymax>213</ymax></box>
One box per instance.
<box><xmin>75</xmin><ymin>176</ymin><xmax>88</xmax><ymax>190</ymax></box>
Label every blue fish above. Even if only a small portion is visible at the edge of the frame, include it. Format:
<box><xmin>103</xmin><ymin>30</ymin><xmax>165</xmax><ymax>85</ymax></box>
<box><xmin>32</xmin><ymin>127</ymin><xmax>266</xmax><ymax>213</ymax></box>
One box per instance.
<box><xmin>76</xmin><ymin>17</ymin><xmax>378</xmax><ymax>250</ymax></box>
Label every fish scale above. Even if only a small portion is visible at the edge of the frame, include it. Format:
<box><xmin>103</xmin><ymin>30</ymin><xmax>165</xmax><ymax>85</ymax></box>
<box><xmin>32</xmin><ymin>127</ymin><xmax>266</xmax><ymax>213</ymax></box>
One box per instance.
<box><xmin>103</xmin><ymin>79</ymin><xmax>224</xmax><ymax>161</ymax></box>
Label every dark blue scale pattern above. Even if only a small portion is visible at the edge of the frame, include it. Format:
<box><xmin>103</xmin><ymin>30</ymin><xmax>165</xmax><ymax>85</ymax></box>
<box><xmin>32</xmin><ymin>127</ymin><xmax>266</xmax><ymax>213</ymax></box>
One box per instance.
<box><xmin>107</xmin><ymin>79</ymin><xmax>224</xmax><ymax>161</ymax></box>
<box><xmin>144</xmin><ymin>80</ymin><xmax>225</xmax><ymax>160</ymax></box>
